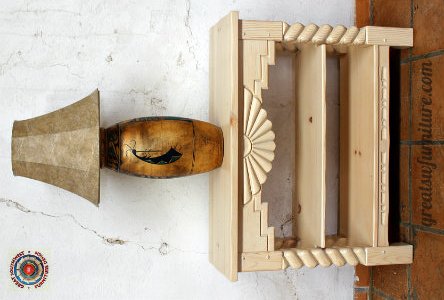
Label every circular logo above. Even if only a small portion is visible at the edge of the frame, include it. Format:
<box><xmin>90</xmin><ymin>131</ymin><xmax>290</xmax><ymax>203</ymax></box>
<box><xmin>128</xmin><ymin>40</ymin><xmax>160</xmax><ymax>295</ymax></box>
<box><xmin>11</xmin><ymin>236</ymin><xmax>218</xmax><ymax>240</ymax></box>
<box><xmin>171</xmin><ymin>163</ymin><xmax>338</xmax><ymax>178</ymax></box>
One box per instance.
<box><xmin>10</xmin><ymin>251</ymin><xmax>48</xmax><ymax>289</ymax></box>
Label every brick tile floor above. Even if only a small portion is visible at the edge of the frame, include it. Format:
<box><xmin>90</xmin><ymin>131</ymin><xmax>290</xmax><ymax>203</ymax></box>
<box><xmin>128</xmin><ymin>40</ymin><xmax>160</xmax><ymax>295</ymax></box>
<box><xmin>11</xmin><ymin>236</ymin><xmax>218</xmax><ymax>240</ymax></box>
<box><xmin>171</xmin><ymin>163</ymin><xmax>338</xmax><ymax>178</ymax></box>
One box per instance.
<box><xmin>355</xmin><ymin>1</ymin><xmax>444</xmax><ymax>299</ymax></box>
<box><xmin>411</xmin><ymin>230</ymin><xmax>444</xmax><ymax>299</ymax></box>
<box><xmin>373</xmin><ymin>264</ymin><xmax>409</xmax><ymax>299</ymax></box>
<box><xmin>412</xmin><ymin>0</ymin><xmax>444</xmax><ymax>56</ymax></box>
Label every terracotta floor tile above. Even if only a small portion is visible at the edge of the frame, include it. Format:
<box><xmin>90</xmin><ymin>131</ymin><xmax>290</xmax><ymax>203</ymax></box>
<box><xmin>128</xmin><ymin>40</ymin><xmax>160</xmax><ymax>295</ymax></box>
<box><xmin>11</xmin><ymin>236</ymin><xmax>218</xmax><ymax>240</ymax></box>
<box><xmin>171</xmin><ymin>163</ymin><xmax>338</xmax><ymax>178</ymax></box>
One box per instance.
<box><xmin>411</xmin><ymin>230</ymin><xmax>444</xmax><ymax>299</ymax></box>
<box><xmin>355</xmin><ymin>264</ymin><xmax>370</xmax><ymax>287</ymax></box>
<box><xmin>373</xmin><ymin>0</ymin><xmax>411</xmax><ymax>59</ymax></box>
<box><xmin>411</xmin><ymin>55</ymin><xmax>444</xmax><ymax>140</ymax></box>
<box><xmin>373</xmin><ymin>0</ymin><xmax>411</xmax><ymax>28</ymax></box>
<box><xmin>400</xmin><ymin>63</ymin><xmax>410</xmax><ymax>141</ymax></box>
<box><xmin>399</xmin><ymin>223</ymin><xmax>412</xmax><ymax>243</ymax></box>
<box><xmin>412</xmin><ymin>0</ymin><xmax>444</xmax><ymax>56</ymax></box>
<box><xmin>356</xmin><ymin>0</ymin><xmax>371</xmax><ymax>27</ymax></box>
<box><xmin>354</xmin><ymin>289</ymin><xmax>368</xmax><ymax>300</ymax></box>
<box><xmin>399</xmin><ymin>145</ymin><xmax>410</xmax><ymax>223</ymax></box>
<box><xmin>371</xmin><ymin>291</ymin><xmax>387</xmax><ymax>300</ymax></box>
<box><xmin>411</xmin><ymin>145</ymin><xmax>444</xmax><ymax>230</ymax></box>
<box><xmin>373</xmin><ymin>264</ymin><xmax>409</xmax><ymax>299</ymax></box>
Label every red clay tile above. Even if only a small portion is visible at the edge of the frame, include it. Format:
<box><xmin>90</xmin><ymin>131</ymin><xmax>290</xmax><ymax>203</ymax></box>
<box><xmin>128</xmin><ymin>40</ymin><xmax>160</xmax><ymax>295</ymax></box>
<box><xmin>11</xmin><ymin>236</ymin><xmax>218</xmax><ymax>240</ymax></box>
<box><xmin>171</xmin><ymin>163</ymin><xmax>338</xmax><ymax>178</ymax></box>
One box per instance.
<box><xmin>373</xmin><ymin>264</ymin><xmax>409</xmax><ymax>299</ymax></box>
<box><xmin>356</xmin><ymin>0</ymin><xmax>371</xmax><ymax>27</ymax></box>
<box><xmin>373</xmin><ymin>0</ymin><xmax>411</xmax><ymax>59</ymax></box>
<box><xmin>399</xmin><ymin>223</ymin><xmax>412</xmax><ymax>243</ymax></box>
<box><xmin>400</xmin><ymin>63</ymin><xmax>410</xmax><ymax>141</ymax></box>
<box><xmin>411</xmin><ymin>230</ymin><xmax>444</xmax><ymax>299</ymax></box>
<box><xmin>400</xmin><ymin>145</ymin><xmax>410</xmax><ymax>223</ymax></box>
<box><xmin>373</xmin><ymin>0</ymin><xmax>411</xmax><ymax>28</ymax></box>
<box><xmin>371</xmin><ymin>291</ymin><xmax>386</xmax><ymax>300</ymax></box>
<box><xmin>354</xmin><ymin>289</ymin><xmax>368</xmax><ymax>300</ymax></box>
<box><xmin>355</xmin><ymin>264</ymin><xmax>371</xmax><ymax>287</ymax></box>
<box><xmin>411</xmin><ymin>145</ymin><xmax>444</xmax><ymax>230</ymax></box>
<box><xmin>411</xmin><ymin>55</ymin><xmax>444</xmax><ymax>140</ymax></box>
<box><xmin>413</xmin><ymin>0</ymin><xmax>444</xmax><ymax>55</ymax></box>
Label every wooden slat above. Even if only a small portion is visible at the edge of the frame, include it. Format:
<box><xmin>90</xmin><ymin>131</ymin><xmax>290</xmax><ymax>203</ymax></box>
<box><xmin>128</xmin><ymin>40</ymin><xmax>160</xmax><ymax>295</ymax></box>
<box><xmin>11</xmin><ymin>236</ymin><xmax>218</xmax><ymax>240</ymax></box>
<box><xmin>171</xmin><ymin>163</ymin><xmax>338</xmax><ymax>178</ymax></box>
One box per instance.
<box><xmin>241</xmin><ymin>38</ymin><xmax>276</xmax><ymax>253</ymax></box>
<box><xmin>378</xmin><ymin>46</ymin><xmax>389</xmax><ymax>247</ymax></box>
<box><xmin>256</xmin><ymin>40</ymin><xmax>275</xmax><ymax>93</ymax></box>
<box><xmin>364</xmin><ymin>244</ymin><xmax>413</xmax><ymax>266</ymax></box>
<box><xmin>242</xmin><ymin>39</ymin><xmax>268</xmax><ymax>96</ymax></box>
<box><xmin>240</xmin><ymin>251</ymin><xmax>283</xmax><ymax>272</ymax></box>
<box><xmin>240</xmin><ymin>20</ymin><xmax>283</xmax><ymax>41</ymax></box>
<box><xmin>339</xmin><ymin>45</ymin><xmax>379</xmax><ymax>247</ymax></box>
<box><xmin>209</xmin><ymin>11</ymin><xmax>239</xmax><ymax>281</ymax></box>
<box><xmin>243</xmin><ymin>199</ymin><xmax>268</xmax><ymax>252</ymax></box>
<box><xmin>281</xmin><ymin>244</ymin><xmax>413</xmax><ymax>269</ymax></box>
<box><xmin>293</xmin><ymin>43</ymin><xmax>327</xmax><ymax>248</ymax></box>
<box><xmin>365</xmin><ymin>26</ymin><xmax>413</xmax><ymax>48</ymax></box>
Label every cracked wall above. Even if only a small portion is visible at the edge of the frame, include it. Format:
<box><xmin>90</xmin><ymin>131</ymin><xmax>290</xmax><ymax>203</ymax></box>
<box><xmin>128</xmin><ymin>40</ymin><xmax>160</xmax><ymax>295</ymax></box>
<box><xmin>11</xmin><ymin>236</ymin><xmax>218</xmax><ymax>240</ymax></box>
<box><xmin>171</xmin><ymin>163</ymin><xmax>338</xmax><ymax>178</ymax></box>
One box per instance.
<box><xmin>0</xmin><ymin>1</ymin><xmax>355</xmax><ymax>299</ymax></box>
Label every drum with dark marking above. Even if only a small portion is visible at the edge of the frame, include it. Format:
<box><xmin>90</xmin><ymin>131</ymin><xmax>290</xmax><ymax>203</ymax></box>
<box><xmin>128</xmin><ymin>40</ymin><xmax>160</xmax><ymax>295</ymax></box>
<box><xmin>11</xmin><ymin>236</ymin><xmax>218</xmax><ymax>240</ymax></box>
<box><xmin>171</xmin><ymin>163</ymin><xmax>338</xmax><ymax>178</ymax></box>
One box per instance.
<box><xmin>11</xmin><ymin>90</ymin><xmax>224</xmax><ymax>205</ymax></box>
<box><xmin>102</xmin><ymin>117</ymin><xmax>223</xmax><ymax>178</ymax></box>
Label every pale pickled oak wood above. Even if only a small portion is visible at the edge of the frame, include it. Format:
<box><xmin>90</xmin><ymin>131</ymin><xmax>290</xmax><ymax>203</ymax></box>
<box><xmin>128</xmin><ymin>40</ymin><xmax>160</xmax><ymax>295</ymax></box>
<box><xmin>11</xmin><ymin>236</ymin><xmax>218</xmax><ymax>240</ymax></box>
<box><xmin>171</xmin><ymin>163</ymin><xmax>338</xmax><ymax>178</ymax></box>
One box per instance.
<box><xmin>281</xmin><ymin>23</ymin><xmax>412</xmax><ymax>50</ymax></box>
<box><xmin>242</xmin><ymin>198</ymin><xmax>268</xmax><ymax>252</ymax></box>
<box><xmin>242</xmin><ymin>40</ymin><xmax>275</xmax><ymax>101</ymax></box>
<box><xmin>259</xmin><ymin>202</ymin><xmax>275</xmax><ymax>251</ymax></box>
<box><xmin>240</xmin><ymin>15</ymin><xmax>412</xmax><ymax>49</ymax></box>
<box><xmin>365</xmin><ymin>26</ymin><xmax>413</xmax><ymax>48</ymax></box>
<box><xmin>365</xmin><ymin>244</ymin><xmax>413</xmax><ymax>266</ymax></box>
<box><xmin>242</xmin><ymin>38</ymin><xmax>276</xmax><ymax>253</ymax></box>
<box><xmin>240</xmin><ymin>20</ymin><xmax>283</xmax><ymax>41</ymax></box>
<box><xmin>243</xmin><ymin>40</ymin><xmax>268</xmax><ymax>96</ymax></box>
<box><xmin>253</xmin><ymin>193</ymin><xmax>275</xmax><ymax>251</ymax></box>
<box><xmin>281</xmin><ymin>244</ymin><xmax>412</xmax><ymax>270</ymax></box>
<box><xmin>240</xmin><ymin>251</ymin><xmax>283</xmax><ymax>272</ymax></box>
<box><xmin>209</xmin><ymin>11</ymin><xmax>239</xmax><ymax>282</ymax></box>
<box><xmin>378</xmin><ymin>46</ymin><xmax>390</xmax><ymax>247</ymax></box>
<box><xmin>294</xmin><ymin>43</ymin><xmax>326</xmax><ymax>249</ymax></box>
<box><xmin>243</xmin><ymin>88</ymin><xmax>276</xmax><ymax>205</ymax></box>
<box><xmin>258</xmin><ymin>41</ymin><xmax>275</xmax><ymax>94</ymax></box>
<box><xmin>282</xmin><ymin>23</ymin><xmax>365</xmax><ymax>51</ymax></box>
<box><xmin>211</xmin><ymin>12</ymin><xmax>414</xmax><ymax>276</ymax></box>
<box><xmin>339</xmin><ymin>45</ymin><xmax>379</xmax><ymax>247</ymax></box>
<box><xmin>283</xmin><ymin>247</ymin><xmax>363</xmax><ymax>269</ymax></box>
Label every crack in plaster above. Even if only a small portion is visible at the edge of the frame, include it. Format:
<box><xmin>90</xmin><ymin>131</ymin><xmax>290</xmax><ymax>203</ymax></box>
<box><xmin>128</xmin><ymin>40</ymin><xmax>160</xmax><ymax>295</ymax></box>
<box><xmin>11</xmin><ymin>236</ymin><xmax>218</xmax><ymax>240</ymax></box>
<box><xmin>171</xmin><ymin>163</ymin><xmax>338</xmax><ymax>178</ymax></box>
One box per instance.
<box><xmin>279</xmin><ymin>214</ymin><xmax>294</xmax><ymax>238</ymax></box>
<box><xmin>184</xmin><ymin>0</ymin><xmax>192</xmax><ymax>33</ymax></box>
<box><xmin>184</xmin><ymin>0</ymin><xmax>199</xmax><ymax>70</ymax></box>
<box><xmin>0</xmin><ymin>9</ymin><xmax>81</xmax><ymax>16</ymax></box>
<box><xmin>127</xmin><ymin>89</ymin><xmax>167</xmax><ymax>114</ymax></box>
<box><xmin>283</xmin><ymin>269</ymin><xmax>299</xmax><ymax>297</ymax></box>
<box><xmin>0</xmin><ymin>51</ymin><xmax>83</xmax><ymax>79</ymax></box>
<box><xmin>0</xmin><ymin>52</ymin><xmax>19</xmax><ymax>75</ymax></box>
<box><xmin>0</xmin><ymin>31</ymin><xmax>154</xmax><ymax>38</ymax></box>
<box><xmin>0</xmin><ymin>198</ymin><xmax>206</xmax><ymax>255</ymax></box>
<box><xmin>0</xmin><ymin>198</ymin><xmax>127</xmax><ymax>246</ymax></box>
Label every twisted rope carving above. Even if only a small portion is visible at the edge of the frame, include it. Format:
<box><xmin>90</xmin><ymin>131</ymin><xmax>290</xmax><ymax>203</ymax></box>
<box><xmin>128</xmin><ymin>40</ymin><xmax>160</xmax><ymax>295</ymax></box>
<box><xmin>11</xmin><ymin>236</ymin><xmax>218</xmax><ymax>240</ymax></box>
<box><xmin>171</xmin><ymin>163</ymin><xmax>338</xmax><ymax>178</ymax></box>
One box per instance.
<box><xmin>282</xmin><ymin>247</ymin><xmax>366</xmax><ymax>269</ymax></box>
<box><xmin>282</xmin><ymin>23</ymin><xmax>365</xmax><ymax>47</ymax></box>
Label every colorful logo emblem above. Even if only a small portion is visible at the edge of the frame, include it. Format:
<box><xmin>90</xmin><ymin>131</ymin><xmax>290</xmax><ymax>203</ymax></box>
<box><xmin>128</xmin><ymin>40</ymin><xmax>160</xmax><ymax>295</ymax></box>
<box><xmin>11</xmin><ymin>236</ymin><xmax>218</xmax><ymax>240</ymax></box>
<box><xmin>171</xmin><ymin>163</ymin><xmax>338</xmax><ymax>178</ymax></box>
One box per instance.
<box><xmin>10</xmin><ymin>251</ymin><xmax>48</xmax><ymax>289</ymax></box>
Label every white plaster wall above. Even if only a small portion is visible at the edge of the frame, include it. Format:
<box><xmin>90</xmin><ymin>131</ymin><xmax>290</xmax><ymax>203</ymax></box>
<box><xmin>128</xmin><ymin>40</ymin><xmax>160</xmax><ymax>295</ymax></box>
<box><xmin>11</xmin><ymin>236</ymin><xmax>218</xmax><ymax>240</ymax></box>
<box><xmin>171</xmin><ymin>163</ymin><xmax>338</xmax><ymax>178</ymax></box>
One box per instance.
<box><xmin>0</xmin><ymin>1</ymin><xmax>355</xmax><ymax>299</ymax></box>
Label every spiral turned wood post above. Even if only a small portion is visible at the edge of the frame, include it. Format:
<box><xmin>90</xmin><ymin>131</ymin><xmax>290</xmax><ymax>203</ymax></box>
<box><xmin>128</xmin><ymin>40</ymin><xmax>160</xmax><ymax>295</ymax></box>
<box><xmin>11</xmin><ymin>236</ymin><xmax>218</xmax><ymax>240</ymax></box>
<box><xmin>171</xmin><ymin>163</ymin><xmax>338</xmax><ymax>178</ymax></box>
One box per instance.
<box><xmin>281</xmin><ymin>23</ymin><xmax>366</xmax><ymax>51</ymax></box>
<box><xmin>282</xmin><ymin>247</ymin><xmax>366</xmax><ymax>269</ymax></box>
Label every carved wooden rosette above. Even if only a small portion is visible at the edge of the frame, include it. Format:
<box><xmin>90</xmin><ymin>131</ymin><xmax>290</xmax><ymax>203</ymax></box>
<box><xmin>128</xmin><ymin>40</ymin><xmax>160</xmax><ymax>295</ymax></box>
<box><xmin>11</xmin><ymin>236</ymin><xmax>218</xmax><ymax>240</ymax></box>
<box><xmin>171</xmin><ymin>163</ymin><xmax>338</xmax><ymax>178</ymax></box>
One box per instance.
<box><xmin>241</xmin><ymin>37</ymin><xmax>277</xmax><ymax>253</ymax></box>
<box><xmin>243</xmin><ymin>89</ymin><xmax>275</xmax><ymax>204</ymax></box>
